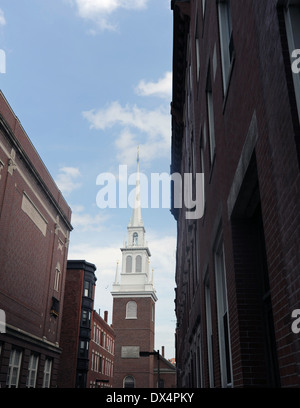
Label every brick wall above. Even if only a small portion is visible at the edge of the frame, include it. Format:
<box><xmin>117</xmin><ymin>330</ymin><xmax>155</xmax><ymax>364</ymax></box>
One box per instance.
<box><xmin>57</xmin><ymin>267</ymin><xmax>84</xmax><ymax>387</ymax></box>
<box><xmin>0</xmin><ymin>91</ymin><xmax>72</xmax><ymax>387</ymax></box>
<box><xmin>112</xmin><ymin>296</ymin><xmax>155</xmax><ymax>388</ymax></box>
<box><xmin>87</xmin><ymin>310</ymin><xmax>115</xmax><ymax>388</ymax></box>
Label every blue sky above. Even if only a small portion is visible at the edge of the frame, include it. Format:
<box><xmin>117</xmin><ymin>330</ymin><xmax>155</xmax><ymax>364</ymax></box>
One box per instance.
<box><xmin>0</xmin><ymin>0</ymin><xmax>176</xmax><ymax>359</ymax></box>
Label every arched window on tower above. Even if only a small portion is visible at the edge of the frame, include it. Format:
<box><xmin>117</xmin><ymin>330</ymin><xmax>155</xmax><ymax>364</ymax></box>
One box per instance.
<box><xmin>135</xmin><ymin>255</ymin><xmax>142</xmax><ymax>272</ymax></box>
<box><xmin>126</xmin><ymin>255</ymin><xmax>132</xmax><ymax>273</ymax></box>
<box><xmin>123</xmin><ymin>375</ymin><xmax>135</xmax><ymax>388</ymax></box>
<box><xmin>133</xmin><ymin>232</ymin><xmax>138</xmax><ymax>246</ymax></box>
<box><xmin>126</xmin><ymin>301</ymin><xmax>137</xmax><ymax>319</ymax></box>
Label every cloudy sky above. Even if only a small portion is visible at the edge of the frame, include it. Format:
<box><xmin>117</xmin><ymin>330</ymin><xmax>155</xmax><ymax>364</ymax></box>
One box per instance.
<box><xmin>0</xmin><ymin>0</ymin><xmax>176</xmax><ymax>358</ymax></box>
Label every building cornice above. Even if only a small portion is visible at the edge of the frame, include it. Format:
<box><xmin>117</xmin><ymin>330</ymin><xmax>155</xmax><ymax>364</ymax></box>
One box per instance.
<box><xmin>0</xmin><ymin>92</ymin><xmax>72</xmax><ymax>231</ymax></box>
<box><xmin>111</xmin><ymin>291</ymin><xmax>158</xmax><ymax>302</ymax></box>
<box><xmin>120</xmin><ymin>246</ymin><xmax>151</xmax><ymax>256</ymax></box>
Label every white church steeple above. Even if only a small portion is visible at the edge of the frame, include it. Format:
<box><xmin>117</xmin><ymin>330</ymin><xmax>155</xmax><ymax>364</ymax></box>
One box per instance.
<box><xmin>111</xmin><ymin>147</ymin><xmax>157</xmax><ymax>301</ymax></box>
<box><xmin>131</xmin><ymin>145</ymin><xmax>143</xmax><ymax>228</ymax></box>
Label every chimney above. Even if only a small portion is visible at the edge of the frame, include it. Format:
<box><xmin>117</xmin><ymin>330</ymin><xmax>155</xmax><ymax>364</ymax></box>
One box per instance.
<box><xmin>104</xmin><ymin>310</ymin><xmax>108</xmax><ymax>323</ymax></box>
<box><xmin>162</xmin><ymin>346</ymin><xmax>165</xmax><ymax>358</ymax></box>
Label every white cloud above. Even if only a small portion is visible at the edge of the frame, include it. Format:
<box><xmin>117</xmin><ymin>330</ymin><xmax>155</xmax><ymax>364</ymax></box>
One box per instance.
<box><xmin>70</xmin><ymin>205</ymin><xmax>108</xmax><ymax>232</ymax></box>
<box><xmin>55</xmin><ymin>167</ymin><xmax>82</xmax><ymax>195</ymax></box>
<box><xmin>82</xmin><ymin>101</ymin><xmax>171</xmax><ymax>167</ymax></box>
<box><xmin>135</xmin><ymin>72</ymin><xmax>172</xmax><ymax>99</ymax></box>
<box><xmin>0</xmin><ymin>9</ymin><xmax>6</xmax><ymax>26</ymax></box>
<box><xmin>68</xmin><ymin>0</ymin><xmax>148</xmax><ymax>31</ymax></box>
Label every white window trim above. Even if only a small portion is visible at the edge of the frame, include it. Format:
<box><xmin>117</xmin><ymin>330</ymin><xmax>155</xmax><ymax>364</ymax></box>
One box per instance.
<box><xmin>285</xmin><ymin>2</ymin><xmax>300</xmax><ymax>122</ymax></box>
<box><xmin>126</xmin><ymin>255</ymin><xmax>132</xmax><ymax>273</ymax></box>
<box><xmin>204</xmin><ymin>274</ymin><xmax>214</xmax><ymax>388</ymax></box>
<box><xmin>214</xmin><ymin>236</ymin><xmax>233</xmax><ymax>388</ymax></box>
<box><xmin>135</xmin><ymin>255</ymin><xmax>142</xmax><ymax>272</ymax></box>
<box><xmin>7</xmin><ymin>349</ymin><xmax>22</xmax><ymax>388</ymax></box>
<box><xmin>42</xmin><ymin>359</ymin><xmax>52</xmax><ymax>388</ymax></box>
<box><xmin>218</xmin><ymin>0</ymin><xmax>234</xmax><ymax>93</ymax></box>
<box><xmin>206</xmin><ymin>71</ymin><xmax>216</xmax><ymax>163</ymax></box>
<box><xmin>27</xmin><ymin>354</ymin><xmax>39</xmax><ymax>388</ymax></box>
<box><xmin>54</xmin><ymin>263</ymin><xmax>61</xmax><ymax>292</ymax></box>
<box><xmin>126</xmin><ymin>301</ymin><xmax>137</xmax><ymax>319</ymax></box>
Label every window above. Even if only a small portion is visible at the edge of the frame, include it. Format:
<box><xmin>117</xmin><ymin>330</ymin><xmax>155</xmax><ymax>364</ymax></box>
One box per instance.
<box><xmin>218</xmin><ymin>0</ymin><xmax>234</xmax><ymax>92</ymax></box>
<box><xmin>285</xmin><ymin>1</ymin><xmax>300</xmax><ymax>122</ymax></box>
<box><xmin>54</xmin><ymin>263</ymin><xmax>61</xmax><ymax>292</ymax></box>
<box><xmin>83</xmin><ymin>281</ymin><xmax>89</xmax><ymax>297</ymax></box>
<box><xmin>126</xmin><ymin>255</ymin><xmax>132</xmax><ymax>273</ymax></box>
<box><xmin>6</xmin><ymin>349</ymin><xmax>22</xmax><ymax>388</ymax></box>
<box><xmin>214</xmin><ymin>234</ymin><xmax>233</xmax><ymax>387</ymax></box>
<box><xmin>135</xmin><ymin>255</ymin><xmax>142</xmax><ymax>272</ymax></box>
<box><xmin>204</xmin><ymin>275</ymin><xmax>214</xmax><ymax>388</ymax></box>
<box><xmin>195</xmin><ymin>21</ymin><xmax>201</xmax><ymax>82</ymax></box>
<box><xmin>91</xmin><ymin>350</ymin><xmax>94</xmax><ymax>371</ymax></box>
<box><xmin>81</xmin><ymin>309</ymin><xmax>91</xmax><ymax>327</ymax></box>
<box><xmin>199</xmin><ymin>130</ymin><xmax>205</xmax><ymax>206</ymax></box>
<box><xmin>79</xmin><ymin>340</ymin><xmax>89</xmax><ymax>358</ymax></box>
<box><xmin>50</xmin><ymin>296</ymin><xmax>59</xmax><ymax>318</ymax></box>
<box><xmin>133</xmin><ymin>232</ymin><xmax>138</xmax><ymax>246</ymax></box>
<box><xmin>126</xmin><ymin>301</ymin><xmax>137</xmax><ymax>319</ymax></box>
<box><xmin>99</xmin><ymin>355</ymin><xmax>103</xmax><ymax>373</ymax></box>
<box><xmin>206</xmin><ymin>68</ymin><xmax>215</xmax><ymax>164</ymax></box>
<box><xmin>124</xmin><ymin>375</ymin><xmax>135</xmax><ymax>388</ymax></box>
<box><xmin>26</xmin><ymin>354</ymin><xmax>39</xmax><ymax>388</ymax></box>
<box><xmin>42</xmin><ymin>359</ymin><xmax>52</xmax><ymax>388</ymax></box>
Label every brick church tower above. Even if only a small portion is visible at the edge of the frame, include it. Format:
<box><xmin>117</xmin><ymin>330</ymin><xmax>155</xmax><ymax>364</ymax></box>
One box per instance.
<box><xmin>111</xmin><ymin>150</ymin><xmax>157</xmax><ymax>388</ymax></box>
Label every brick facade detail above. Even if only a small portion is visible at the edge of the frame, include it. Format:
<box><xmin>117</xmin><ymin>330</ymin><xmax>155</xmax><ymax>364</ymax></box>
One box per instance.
<box><xmin>112</xmin><ymin>296</ymin><xmax>156</xmax><ymax>388</ymax></box>
<box><xmin>0</xmin><ymin>91</ymin><xmax>72</xmax><ymax>388</ymax></box>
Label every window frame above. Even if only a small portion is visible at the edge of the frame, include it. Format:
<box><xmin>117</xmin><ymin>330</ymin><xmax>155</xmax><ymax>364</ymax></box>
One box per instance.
<box><xmin>54</xmin><ymin>263</ymin><xmax>61</xmax><ymax>292</ymax></box>
<box><xmin>284</xmin><ymin>0</ymin><xmax>300</xmax><ymax>122</ymax></box>
<box><xmin>135</xmin><ymin>255</ymin><xmax>142</xmax><ymax>272</ymax></box>
<box><xmin>6</xmin><ymin>349</ymin><xmax>22</xmax><ymax>388</ymax></box>
<box><xmin>217</xmin><ymin>0</ymin><xmax>235</xmax><ymax>94</ymax></box>
<box><xmin>123</xmin><ymin>375</ymin><xmax>135</xmax><ymax>388</ymax></box>
<box><xmin>204</xmin><ymin>273</ymin><xmax>214</xmax><ymax>388</ymax></box>
<box><xmin>214</xmin><ymin>234</ymin><xmax>233</xmax><ymax>388</ymax></box>
<box><xmin>126</xmin><ymin>255</ymin><xmax>132</xmax><ymax>273</ymax></box>
<box><xmin>42</xmin><ymin>358</ymin><xmax>52</xmax><ymax>388</ymax></box>
<box><xmin>126</xmin><ymin>301</ymin><xmax>137</xmax><ymax>319</ymax></box>
<box><xmin>206</xmin><ymin>66</ymin><xmax>216</xmax><ymax>165</ymax></box>
<box><xmin>26</xmin><ymin>354</ymin><xmax>39</xmax><ymax>388</ymax></box>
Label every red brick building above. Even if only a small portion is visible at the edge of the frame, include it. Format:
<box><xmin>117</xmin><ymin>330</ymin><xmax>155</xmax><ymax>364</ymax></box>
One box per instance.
<box><xmin>0</xmin><ymin>91</ymin><xmax>72</xmax><ymax>387</ymax></box>
<box><xmin>87</xmin><ymin>310</ymin><xmax>115</xmax><ymax>388</ymax></box>
<box><xmin>171</xmin><ymin>0</ymin><xmax>300</xmax><ymax>387</ymax></box>
<box><xmin>57</xmin><ymin>260</ymin><xmax>97</xmax><ymax>388</ymax></box>
<box><xmin>154</xmin><ymin>347</ymin><xmax>176</xmax><ymax>389</ymax></box>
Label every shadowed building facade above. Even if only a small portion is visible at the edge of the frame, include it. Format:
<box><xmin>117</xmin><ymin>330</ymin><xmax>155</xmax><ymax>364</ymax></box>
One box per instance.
<box><xmin>171</xmin><ymin>0</ymin><xmax>300</xmax><ymax>388</ymax></box>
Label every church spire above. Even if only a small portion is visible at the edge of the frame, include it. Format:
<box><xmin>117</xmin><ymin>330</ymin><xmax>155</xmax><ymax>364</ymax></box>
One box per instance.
<box><xmin>111</xmin><ymin>144</ymin><xmax>156</xmax><ymax>300</ymax></box>
<box><xmin>131</xmin><ymin>145</ymin><xmax>143</xmax><ymax>227</ymax></box>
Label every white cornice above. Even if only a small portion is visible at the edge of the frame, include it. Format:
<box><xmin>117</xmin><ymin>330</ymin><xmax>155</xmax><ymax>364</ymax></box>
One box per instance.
<box><xmin>111</xmin><ymin>291</ymin><xmax>158</xmax><ymax>302</ymax></box>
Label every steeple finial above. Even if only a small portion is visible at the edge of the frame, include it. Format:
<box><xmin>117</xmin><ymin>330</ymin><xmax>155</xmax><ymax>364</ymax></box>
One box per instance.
<box><xmin>131</xmin><ymin>145</ymin><xmax>143</xmax><ymax>227</ymax></box>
